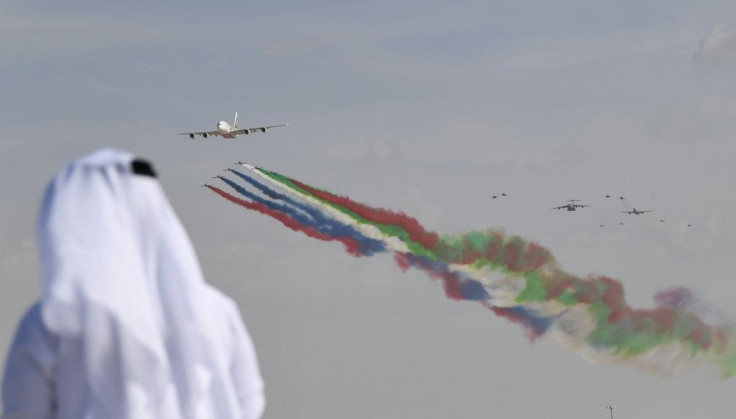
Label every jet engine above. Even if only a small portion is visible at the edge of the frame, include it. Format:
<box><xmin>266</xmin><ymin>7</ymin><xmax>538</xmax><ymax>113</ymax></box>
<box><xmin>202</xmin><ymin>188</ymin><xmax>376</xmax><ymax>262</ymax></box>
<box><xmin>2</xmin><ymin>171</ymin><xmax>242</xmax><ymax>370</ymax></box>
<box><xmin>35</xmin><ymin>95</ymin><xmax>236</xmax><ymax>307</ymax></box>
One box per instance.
<box><xmin>242</xmin><ymin>129</ymin><xmax>250</xmax><ymax>135</ymax></box>
<box><xmin>203</xmin><ymin>133</ymin><xmax>208</xmax><ymax>138</ymax></box>
<box><xmin>189</xmin><ymin>133</ymin><xmax>195</xmax><ymax>139</ymax></box>
<box><xmin>261</xmin><ymin>127</ymin><xmax>267</xmax><ymax>133</ymax></box>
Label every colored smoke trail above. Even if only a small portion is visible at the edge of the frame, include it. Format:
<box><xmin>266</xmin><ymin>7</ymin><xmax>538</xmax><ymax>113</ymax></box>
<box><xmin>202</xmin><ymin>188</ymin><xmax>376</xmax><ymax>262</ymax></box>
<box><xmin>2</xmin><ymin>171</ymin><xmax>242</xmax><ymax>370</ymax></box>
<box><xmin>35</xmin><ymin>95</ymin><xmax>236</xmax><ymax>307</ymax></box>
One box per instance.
<box><xmin>394</xmin><ymin>252</ymin><xmax>553</xmax><ymax>340</ymax></box>
<box><xmin>209</xmin><ymin>166</ymin><xmax>736</xmax><ymax>377</ymax></box>
<box><xmin>253</xmin><ymin>167</ymin><xmax>439</xmax><ymax>258</ymax></box>
<box><xmin>228</xmin><ymin>169</ymin><xmax>374</xmax><ymax>242</ymax></box>
<box><xmin>206</xmin><ymin>185</ymin><xmax>363</xmax><ymax>256</ymax></box>
<box><xmin>221</xmin><ymin>168</ymin><xmax>552</xmax><ymax>336</ymax></box>
<box><xmin>219</xmin><ymin>173</ymin><xmax>386</xmax><ymax>256</ymax></box>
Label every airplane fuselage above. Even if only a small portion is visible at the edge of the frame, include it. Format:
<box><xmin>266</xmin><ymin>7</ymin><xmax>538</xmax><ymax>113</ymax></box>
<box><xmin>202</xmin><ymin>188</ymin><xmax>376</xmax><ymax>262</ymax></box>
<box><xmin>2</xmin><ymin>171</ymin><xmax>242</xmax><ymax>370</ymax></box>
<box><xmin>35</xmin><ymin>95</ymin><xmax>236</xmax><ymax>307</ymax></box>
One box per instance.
<box><xmin>218</xmin><ymin>121</ymin><xmax>236</xmax><ymax>138</ymax></box>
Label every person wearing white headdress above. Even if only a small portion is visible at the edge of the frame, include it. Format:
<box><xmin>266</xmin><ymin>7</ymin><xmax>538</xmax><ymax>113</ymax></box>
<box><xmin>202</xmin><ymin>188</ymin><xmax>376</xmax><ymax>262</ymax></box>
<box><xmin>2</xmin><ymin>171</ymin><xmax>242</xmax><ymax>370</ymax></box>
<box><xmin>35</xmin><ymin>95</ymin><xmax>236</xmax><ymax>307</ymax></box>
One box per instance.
<box><xmin>2</xmin><ymin>149</ymin><xmax>265</xmax><ymax>419</ymax></box>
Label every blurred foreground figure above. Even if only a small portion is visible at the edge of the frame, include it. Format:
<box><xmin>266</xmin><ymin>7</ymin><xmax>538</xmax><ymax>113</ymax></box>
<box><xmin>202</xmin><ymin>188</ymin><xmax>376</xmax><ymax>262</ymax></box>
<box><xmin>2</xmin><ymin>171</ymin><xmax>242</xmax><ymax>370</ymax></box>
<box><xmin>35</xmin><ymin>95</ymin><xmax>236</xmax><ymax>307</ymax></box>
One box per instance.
<box><xmin>2</xmin><ymin>149</ymin><xmax>265</xmax><ymax>419</ymax></box>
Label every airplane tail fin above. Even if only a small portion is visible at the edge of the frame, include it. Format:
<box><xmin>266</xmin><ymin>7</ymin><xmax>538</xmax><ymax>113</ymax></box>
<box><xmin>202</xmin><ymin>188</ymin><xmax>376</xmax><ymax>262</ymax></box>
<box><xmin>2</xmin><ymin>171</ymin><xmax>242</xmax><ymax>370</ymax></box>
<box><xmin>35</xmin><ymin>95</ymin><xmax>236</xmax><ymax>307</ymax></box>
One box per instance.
<box><xmin>233</xmin><ymin>112</ymin><xmax>238</xmax><ymax>128</ymax></box>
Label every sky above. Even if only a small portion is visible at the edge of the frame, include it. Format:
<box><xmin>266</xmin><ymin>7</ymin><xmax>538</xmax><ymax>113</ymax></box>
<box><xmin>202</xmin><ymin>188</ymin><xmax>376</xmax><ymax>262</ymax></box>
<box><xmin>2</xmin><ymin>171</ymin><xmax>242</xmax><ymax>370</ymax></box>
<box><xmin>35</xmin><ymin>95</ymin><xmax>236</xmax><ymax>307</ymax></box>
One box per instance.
<box><xmin>2</xmin><ymin>1</ymin><xmax>736</xmax><ymax>417</ymax></box>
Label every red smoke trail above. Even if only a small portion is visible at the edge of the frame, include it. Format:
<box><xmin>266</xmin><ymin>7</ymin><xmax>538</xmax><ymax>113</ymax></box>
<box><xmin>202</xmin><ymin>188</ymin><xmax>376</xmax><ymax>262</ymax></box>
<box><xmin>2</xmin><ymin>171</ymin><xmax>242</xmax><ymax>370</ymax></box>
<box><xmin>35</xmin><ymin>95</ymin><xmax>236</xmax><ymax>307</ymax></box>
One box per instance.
<box><xmin>208</xmin><ymin>186</ymin><xmax>363</xmax><ymax>257</ymax></box>
<box><xmin>289</xmin><ymin>179</ymin><xmax>440</xmax><ymax>250</ymax></box>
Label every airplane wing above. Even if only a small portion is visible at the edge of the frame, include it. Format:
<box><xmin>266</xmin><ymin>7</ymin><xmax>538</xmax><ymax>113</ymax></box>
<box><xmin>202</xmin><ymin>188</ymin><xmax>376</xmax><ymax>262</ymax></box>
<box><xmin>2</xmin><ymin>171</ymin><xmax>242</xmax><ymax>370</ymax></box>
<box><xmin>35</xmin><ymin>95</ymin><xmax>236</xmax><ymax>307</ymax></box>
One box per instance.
<box><xmin>231</xmin><ymin>124</ymin><xmax>288</xmax><ymax>136</ymax></box>
<box><xmin>179</xmin><ymin>131</ymin><xmax>221</xmax><ymax>138</ymax></box>
<box><xmin>553</xmin><ymin>206</ymin><xmax>565</xmax><ymax>210</ymax></box>
<box><xmin>620</xmin><ymin>210</ymin><xmax>633</xmax><ymax>214</ymax></box>
<box><xmin>641</xmin><ymin>210</ymin><xmax>655</xmax><ymax>213</ymax></box>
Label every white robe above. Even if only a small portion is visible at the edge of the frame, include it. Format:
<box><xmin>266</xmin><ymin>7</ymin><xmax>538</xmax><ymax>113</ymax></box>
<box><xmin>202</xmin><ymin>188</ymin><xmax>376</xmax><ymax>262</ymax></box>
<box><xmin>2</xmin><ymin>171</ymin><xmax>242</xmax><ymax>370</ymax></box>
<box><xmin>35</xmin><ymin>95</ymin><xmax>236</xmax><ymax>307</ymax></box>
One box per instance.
<box><xmin>3</xmin><ymin>292</ymin><xmax>264</xmax><ymax>419</ymax></box>
<box><xmin>2</xmin><ymin>149</ymin><xmax>265</xmax><ymax>418</ymax></box>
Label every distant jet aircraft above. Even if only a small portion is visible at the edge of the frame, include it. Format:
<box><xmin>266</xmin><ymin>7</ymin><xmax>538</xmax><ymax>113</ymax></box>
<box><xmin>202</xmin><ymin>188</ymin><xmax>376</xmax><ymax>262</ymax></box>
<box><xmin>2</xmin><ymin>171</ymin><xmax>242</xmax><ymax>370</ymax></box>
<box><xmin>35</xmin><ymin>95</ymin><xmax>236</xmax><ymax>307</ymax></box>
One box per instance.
<box><xmin>553</xmin><ymin>199</ymin><xmax>591</xmax><ymax>211</ymax></box>
<box><xmin>620</xmin><ymin>208</ymin><xmax>655</xmax><ymax>215</ymax></box>
<box><xmin>180</xmin><ymin>113</ymin><xmax>287</xmax><ymax>139</ymax></box>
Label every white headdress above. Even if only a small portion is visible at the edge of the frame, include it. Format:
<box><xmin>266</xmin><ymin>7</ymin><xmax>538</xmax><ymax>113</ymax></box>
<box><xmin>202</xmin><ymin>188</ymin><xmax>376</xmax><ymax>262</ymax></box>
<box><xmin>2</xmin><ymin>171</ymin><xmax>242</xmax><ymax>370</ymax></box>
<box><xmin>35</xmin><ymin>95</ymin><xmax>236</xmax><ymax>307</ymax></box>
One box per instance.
<box><xmin>38</xmin><ymin>149</ymin><xmax>240</xmax><ymax>418</ymax></box>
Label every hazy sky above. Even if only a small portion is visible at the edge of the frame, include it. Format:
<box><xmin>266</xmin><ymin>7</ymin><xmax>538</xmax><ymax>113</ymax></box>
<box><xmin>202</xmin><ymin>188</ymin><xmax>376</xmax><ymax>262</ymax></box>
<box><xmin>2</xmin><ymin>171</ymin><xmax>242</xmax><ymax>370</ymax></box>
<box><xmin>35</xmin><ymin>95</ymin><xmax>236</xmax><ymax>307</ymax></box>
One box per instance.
<box><xmin>2</xmin><ymin>1</ymin><xmax>736</xmax><ymax>418</ymax></box>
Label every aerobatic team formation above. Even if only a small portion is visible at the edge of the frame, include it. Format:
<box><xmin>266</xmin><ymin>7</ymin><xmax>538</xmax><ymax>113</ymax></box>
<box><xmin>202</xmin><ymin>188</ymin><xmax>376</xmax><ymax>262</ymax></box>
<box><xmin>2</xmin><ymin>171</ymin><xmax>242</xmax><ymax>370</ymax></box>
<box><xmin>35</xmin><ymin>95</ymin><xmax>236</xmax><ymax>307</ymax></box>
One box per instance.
<box><xmin>188</xmin><ymin>115</ymin><xmax>734</xmax><ymax>378</ymax></box>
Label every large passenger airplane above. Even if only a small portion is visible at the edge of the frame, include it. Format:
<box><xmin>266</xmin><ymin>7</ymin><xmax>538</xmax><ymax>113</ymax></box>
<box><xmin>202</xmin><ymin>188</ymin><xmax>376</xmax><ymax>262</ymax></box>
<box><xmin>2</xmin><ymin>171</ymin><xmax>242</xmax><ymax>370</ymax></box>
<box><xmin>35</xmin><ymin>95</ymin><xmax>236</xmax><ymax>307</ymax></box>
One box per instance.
<box><xmin>180</xmin><ymin>113</ymin><xmax>287</xmax><ymax>139</ymax></box>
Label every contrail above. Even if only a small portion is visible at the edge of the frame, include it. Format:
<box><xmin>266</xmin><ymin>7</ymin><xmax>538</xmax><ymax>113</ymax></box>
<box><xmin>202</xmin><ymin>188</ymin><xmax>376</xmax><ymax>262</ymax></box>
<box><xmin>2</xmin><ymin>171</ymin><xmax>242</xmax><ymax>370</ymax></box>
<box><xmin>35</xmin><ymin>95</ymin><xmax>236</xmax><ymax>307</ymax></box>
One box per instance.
<box><xmin>207</xmin><ymin>165</ymin><xmax>736</xmax><ymax>377</ymax></box>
